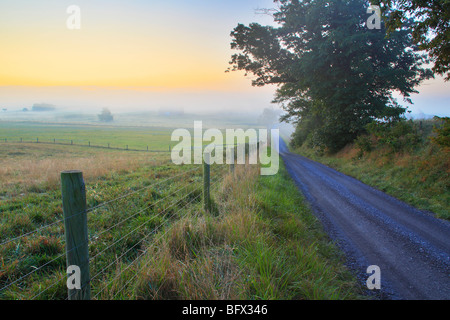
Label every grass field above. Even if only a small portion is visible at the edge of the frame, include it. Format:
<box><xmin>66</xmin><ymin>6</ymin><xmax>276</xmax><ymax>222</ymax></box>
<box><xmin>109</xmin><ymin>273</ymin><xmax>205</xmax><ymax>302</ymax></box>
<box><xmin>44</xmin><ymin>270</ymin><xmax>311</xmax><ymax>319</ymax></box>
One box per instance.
<box><xmin>0</xmin><ymin>122</ymin><xmax>175</xmax><ymax>151</ymax></box>
<box><xmin>0</xmin><ymin>122</ymin><xmax>363</xmax><ymax>300</ymax></box>
<box><xmin>0</xmin><ymin>141</ymin><xmax>224</xmax><ymax>299</ymax></box>
<box><xmin>0</xmin><ymin>143</ymin><xmax>168</xmax><ymax>198</ymax></box>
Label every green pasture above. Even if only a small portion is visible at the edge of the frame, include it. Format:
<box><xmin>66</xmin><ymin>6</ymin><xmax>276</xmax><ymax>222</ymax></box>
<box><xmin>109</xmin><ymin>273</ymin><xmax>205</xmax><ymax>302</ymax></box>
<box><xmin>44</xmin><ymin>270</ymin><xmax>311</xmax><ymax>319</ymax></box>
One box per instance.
<box><xmin>0</xmin><ymin>122</ymin><xmax>174</xmax><ymax>151</ymax></box>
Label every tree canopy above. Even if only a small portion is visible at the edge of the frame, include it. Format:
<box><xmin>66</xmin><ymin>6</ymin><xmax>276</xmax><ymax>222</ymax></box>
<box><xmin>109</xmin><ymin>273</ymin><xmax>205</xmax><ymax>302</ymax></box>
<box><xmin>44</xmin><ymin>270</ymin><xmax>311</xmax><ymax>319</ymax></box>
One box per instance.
<box><xmin>229</xmin><ymin>0</ymin><xmax>433</xmax><ymax>152</ymax></box>
<box><xmin>372</xmin><ymin>0</ymin><xmax>450</xmax><ymax>81</ymax></box>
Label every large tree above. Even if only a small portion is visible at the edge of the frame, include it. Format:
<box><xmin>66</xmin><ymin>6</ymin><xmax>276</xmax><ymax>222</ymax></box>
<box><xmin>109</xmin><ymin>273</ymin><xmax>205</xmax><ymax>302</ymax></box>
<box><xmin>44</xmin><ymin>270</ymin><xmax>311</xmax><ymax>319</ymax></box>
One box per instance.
<box><xmin>372</xmin><ymin>0</ymin><xmax>450</xmax><ymax>80</ymax></box>
<box><xmin>229</xmin><ymin>0</ymin><xmax>433</xmax><ymax>152</ymax></box>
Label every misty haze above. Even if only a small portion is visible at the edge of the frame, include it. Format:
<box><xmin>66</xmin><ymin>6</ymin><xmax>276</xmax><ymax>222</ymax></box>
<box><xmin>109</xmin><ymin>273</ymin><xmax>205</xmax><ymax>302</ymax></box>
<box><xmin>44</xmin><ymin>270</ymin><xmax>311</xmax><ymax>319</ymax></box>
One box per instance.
<box><xmin>0</xmin><ymin>0</ymin><xmax>448</xmax><ymax>306</ymax></box>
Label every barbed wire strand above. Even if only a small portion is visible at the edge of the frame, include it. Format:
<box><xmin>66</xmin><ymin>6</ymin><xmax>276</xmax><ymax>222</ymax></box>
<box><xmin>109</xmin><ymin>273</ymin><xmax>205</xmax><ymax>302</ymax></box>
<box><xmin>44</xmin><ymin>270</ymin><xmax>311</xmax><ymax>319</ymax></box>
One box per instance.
<box><xmin>4</xmin><ymin>166</ymin><xmax>224</xmax><ymax>299</ymax></box>
<box><xmin>91</xmin><ymin>177</ymin><xmax>199</xmax><ymax>241</ymax></box>
<box><xmin>0</xmin><ymin>239</ymin><xmax>87</xmax><ymax>294</ymax></box>
<box><xmin>95</xmin><ymin>187</ymin><xmax>209</xmax><ymax>300</ymax></box>
<box><xmin>108</xmin><ymin>177</ymin><xmax>223</xmax><ymax>300</ymax></box>
<box><xmin>30</xmin><ymin>179</ymin><xmax>204</xmax><ymax>300</ymax></box>
<box><xmin>27</xmin><ymin>181</ymin><xmax>200</xmax><ymax>300</ymax></box>
<box><xmin>85</xmin><ymin>165</ymin><xmax>201</xmax><ymax>214</ymax></box>
<box><xmin>36</xmin><ymin>169</ymin><xmax>224</xmax><ymax>300</ymax></box>
<box><xmin>0</xmin><ymin>166</ymin><xmax>201</xmax><ymax>247</ymax></box>
<box><xmin>29</xmin><ymin>269</ymin><xmax>67</xmax><ymax>300</ymax></box>
<box><xmin>0</xmin><ymin>176</ymin><xmax>199</xmax><ymax>272</ymax></box>
<box><xmin>86</xmin><ymin>183</ymin><xmax>204</xmax><ymax>276</ymax></box>
<box><xmin>68</xmin><ymin>181</ymin><xmax>209</xmax><ymax>300</ymax></box>
<box><xmin>107</xmin><ymin>176</ymin><xmax>224</xmax><ymax>300</ymax></box>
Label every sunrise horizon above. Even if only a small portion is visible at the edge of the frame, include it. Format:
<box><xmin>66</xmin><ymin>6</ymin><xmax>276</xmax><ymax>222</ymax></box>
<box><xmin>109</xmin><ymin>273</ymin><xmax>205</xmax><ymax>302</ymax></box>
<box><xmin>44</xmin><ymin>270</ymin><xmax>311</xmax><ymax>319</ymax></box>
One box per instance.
<box><xmin>0</xmin><ymin>0</ymin><xmax>448</xmax><ymax>116</ymax></box>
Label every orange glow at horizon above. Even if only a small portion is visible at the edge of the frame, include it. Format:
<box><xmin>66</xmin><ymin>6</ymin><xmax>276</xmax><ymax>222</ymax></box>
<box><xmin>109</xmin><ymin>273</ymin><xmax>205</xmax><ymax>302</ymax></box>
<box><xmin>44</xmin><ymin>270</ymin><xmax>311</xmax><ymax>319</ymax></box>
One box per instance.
<box><xmin>0</xmin><ymin>5</ymin><xmax>246</xmax><ymax>91</ymax></box>
<box><xmin>0</xmin><ymin>35</ymin><xmax>242</xmax><ymax>90</ymax></box>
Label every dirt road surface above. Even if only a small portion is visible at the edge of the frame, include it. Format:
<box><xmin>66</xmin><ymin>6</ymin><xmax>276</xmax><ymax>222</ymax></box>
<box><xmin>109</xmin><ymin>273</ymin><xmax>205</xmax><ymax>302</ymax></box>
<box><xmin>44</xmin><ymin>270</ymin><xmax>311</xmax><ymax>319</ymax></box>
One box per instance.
<box><xmin>279</xmin><ymin>139</ymin><xmax>450</xmax><ymax>300</ymax></box>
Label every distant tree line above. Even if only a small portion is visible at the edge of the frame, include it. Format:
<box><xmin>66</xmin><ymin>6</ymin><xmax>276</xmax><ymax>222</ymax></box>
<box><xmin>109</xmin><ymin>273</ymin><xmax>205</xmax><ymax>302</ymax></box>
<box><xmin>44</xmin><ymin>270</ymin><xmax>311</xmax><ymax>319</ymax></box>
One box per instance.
<box><xmin>32</xmin><ymin>103</ymin><xmax>56</xmax><ymax>112</ymax></box>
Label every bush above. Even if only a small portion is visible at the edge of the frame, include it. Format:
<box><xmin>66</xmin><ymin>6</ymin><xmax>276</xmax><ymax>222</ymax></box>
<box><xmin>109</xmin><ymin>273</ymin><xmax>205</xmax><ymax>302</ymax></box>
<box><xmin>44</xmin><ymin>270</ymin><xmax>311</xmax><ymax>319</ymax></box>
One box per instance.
<box><xmin>290</xmin><ymin>120</ymin><xmax>357</xmax><ymax>154</ymax></box>
<box><xmin>355</xmin><ymin>135</ymin><xmax>373</xmax><ymax>157</ymax></box>
<box><xmin>365</xmin><ymin>120</ymin><xmax>422</xmax><ymax>153</ymax></box>
<box><xmin>430</xmin><ymin>117</ymin><xmax>450</xmax><ymax>148</ymax></box>
<box><xmin>290</xmin><ymin>123</ymin><xmax>309</xmax><ymax>149</ymax></box>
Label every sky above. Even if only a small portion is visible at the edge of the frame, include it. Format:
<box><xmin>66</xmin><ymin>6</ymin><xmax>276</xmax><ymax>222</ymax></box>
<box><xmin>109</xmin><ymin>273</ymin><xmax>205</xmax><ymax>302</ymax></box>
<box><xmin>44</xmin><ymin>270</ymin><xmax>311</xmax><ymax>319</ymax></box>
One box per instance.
<box><xmin>0</xmin><ymin>0</ymin><xmax>448</xmax><ymax>117</ymax></box>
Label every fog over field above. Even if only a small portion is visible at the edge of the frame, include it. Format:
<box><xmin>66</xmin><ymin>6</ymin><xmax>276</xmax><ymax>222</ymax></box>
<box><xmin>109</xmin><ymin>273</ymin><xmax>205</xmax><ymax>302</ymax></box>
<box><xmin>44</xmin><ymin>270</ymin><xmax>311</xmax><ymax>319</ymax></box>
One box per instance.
<box><xmin>0</xmin><ymin>0</ymin><xmax>448</xmax><ymax>304</ymax></box>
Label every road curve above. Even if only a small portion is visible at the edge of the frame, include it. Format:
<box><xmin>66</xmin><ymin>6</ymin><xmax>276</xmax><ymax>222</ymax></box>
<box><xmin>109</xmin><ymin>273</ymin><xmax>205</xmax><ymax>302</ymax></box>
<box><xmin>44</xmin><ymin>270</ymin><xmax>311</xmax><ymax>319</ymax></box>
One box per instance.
<box><xmin>278</xmin><ymin>139</ymin><xmax>450</xmax><ymax>300</ymax></box>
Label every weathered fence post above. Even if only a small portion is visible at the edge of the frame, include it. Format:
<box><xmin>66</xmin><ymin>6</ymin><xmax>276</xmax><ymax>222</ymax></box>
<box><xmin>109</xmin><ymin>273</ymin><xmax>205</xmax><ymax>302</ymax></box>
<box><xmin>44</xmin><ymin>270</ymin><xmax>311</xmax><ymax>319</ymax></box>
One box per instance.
<box><xmin>227</xmin><ymin>146</ymin><xmax>235</xmax><ymax>175</ymax></box>
<box><xmin>230</xmin><ymin>162</ymin><xmax>235</xmax><ymax>175</ymax></box>
<box><xmin>203</xmin><ymin>151</ymin><xmax>211</xmax><ymax>212</ymax></box>
<box><xmin>229</xmin><ymin>147</ymin><xmax>235</xmax><ymax>175</ymax></box>
<box><xmin>61</xmin><ymin>170</ymin><xmax>91</xmax><ymax>300</ymax></box>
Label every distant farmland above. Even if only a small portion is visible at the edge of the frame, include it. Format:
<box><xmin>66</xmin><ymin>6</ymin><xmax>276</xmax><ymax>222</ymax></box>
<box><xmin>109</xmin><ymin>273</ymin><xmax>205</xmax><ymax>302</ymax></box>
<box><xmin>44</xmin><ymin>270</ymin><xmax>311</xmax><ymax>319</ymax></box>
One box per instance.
<box><xmin>0</xmin><ymin>122</ymin><xmax>174</xmax><ymax>152</ymax></box>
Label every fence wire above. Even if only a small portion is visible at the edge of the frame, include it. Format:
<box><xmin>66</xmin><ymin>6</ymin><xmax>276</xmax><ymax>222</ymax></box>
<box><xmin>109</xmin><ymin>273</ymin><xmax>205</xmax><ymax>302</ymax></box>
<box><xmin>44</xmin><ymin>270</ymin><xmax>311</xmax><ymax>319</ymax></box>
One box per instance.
<box><xmin>0</xmin><ymin>162</ymin><xmax>229</xmax><ymax>300</ymax></box>
<box><xmin>0</xmin><ymin>166</ymin><xmax>201</xmax><ymax>247</ymax></box>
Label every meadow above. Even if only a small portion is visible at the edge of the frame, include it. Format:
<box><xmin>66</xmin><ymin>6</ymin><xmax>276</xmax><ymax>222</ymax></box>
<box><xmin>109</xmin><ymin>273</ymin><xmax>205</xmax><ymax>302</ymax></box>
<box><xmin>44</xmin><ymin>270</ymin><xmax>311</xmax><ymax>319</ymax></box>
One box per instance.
<box><xmin>0</xmin><ymin>120</ymin><xmax>363</xmax><ymax>300</ymax></box>
<box><xmin>0</xmin><ymin>121</ymin><xmax>174</xmax><ymax>152</ymax></box>
<box><xmin>0</xmin><ymin>141</ymin><xmax>224</xmax><ymax>299</ymax></box>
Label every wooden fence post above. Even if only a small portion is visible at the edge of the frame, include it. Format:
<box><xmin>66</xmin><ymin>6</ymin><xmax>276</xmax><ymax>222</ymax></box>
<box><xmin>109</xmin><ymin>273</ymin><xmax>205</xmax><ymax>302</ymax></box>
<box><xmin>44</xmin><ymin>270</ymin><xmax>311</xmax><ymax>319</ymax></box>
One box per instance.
<box><xmin>227</xmin><ymin>146</ymin><xmax>235</xmax><ymax>175</ymax></box>
<box><xmin>61</xmin><ymin>170</ymin><xmax>91</xmax><ymax>300</ymax></box>
<box><xmin>203</xmin><ymin>151</ymin><xmax>211</xmax><ymax>212</ymax></box>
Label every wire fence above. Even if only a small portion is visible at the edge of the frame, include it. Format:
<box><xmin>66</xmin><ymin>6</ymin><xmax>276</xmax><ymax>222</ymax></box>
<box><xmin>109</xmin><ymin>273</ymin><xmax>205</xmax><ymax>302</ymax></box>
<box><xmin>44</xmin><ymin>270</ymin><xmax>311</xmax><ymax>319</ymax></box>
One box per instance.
<box><xmin>0</xmin><ymin>136</ymin><xmax>253</xmax><ymax>154</ymax></box>
<box><xmin>0</xmin><ymin>160</ymin><xmax>230</xmax><ymax>300</ymax></box>
<box><xmin>0</xmin><ymin>137</ymin><xmax>172</xmax><ymax>153</ymax></box>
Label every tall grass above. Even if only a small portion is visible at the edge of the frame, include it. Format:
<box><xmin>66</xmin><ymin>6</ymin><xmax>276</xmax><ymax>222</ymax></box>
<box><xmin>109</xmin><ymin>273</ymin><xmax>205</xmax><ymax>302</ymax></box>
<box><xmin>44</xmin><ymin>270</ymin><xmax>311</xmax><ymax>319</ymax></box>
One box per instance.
<box><xmin>1</xmin><ymin>141</ymin><xmax>363</xmax><ymax>300</ymax></box>
<box><xmin>105</xmin><ymin>162</ymin><xmax>363</xmax><ymax>300</ymax></box>
<box><xmin>0</xmin><ymin>143</ymin><xmax>202</xmax><ymax>300</ymax></box>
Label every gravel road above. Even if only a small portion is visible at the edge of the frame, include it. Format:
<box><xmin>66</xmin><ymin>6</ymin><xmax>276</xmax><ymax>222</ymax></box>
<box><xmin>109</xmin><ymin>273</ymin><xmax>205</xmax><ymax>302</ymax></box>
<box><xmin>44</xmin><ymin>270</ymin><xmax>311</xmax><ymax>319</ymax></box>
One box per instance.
<box><xmin>278</xmin><ymin>139</ymin><xmax>450</xmax><ymax>300</ymax></box>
